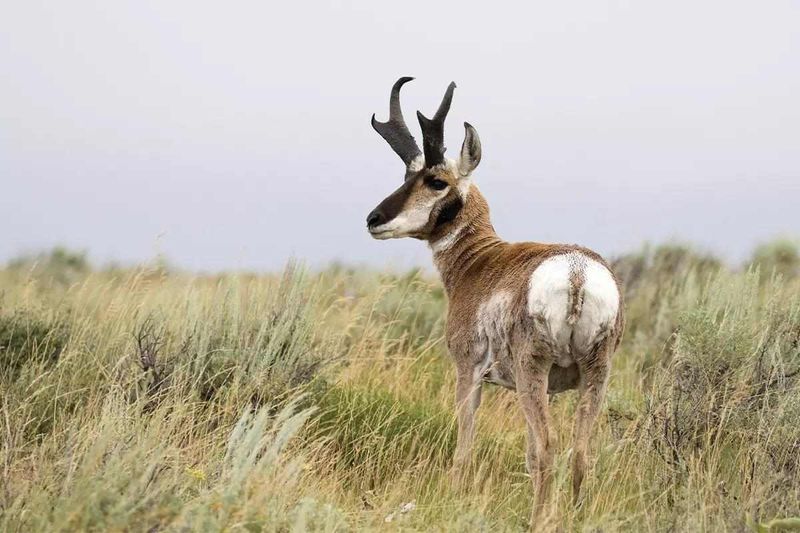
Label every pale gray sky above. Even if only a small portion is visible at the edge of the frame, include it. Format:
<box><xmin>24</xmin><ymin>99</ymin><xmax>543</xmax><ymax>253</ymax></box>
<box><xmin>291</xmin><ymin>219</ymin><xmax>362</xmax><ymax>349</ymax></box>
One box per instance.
<box><xmin>2</xmin><ymin>1</ymin><xmax>798</xmax><ymax>271</ymax></box>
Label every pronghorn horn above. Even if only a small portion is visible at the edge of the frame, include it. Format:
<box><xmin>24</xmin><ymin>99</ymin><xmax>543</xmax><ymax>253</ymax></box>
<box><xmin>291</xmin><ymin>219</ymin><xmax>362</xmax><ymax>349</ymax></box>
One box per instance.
<box><xmin>371</xmin><ymin>77</ymin><xmax>423</xmax><ymax>168</ymax></box>
<box><xmin>416</xmin><ymin>81</ymin><xmax>456</xmax><ymax>169</ymax></box>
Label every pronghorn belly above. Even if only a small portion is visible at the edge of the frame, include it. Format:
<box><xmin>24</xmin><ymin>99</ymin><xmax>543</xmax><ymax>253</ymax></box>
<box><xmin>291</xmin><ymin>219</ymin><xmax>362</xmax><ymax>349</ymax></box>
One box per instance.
<box><xmin>527</xmin><ymin>252</ymin><xmax>619</xmax><ymax>361</ymax></box>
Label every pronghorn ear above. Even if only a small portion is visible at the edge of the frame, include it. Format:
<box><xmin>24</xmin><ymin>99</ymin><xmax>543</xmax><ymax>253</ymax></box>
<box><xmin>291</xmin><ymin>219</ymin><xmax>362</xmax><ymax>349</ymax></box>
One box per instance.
<box><xmin>457</xmin><ymin>122</ymin><xmax>481</xmax><ymax>177</ymax></box>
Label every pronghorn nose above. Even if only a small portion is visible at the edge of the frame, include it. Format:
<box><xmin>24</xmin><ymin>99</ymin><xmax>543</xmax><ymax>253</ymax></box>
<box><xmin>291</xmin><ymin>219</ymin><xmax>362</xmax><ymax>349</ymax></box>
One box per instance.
<box><xmin>366</xmin><ymin>209</ymin><xmax>385</xmax><ymax>228</ymax></box>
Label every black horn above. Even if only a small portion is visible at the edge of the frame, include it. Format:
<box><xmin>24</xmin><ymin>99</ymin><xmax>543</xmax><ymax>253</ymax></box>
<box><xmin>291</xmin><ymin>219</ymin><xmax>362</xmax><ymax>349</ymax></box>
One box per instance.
<box><xmin>417</xmin><ymin>81</ymin><xmax>456</xmax><ymax>168</ymax></box>
<box><xmin>371</xmin><ymin>77</ymin><xmax>422</xmax><ymax>168</ymax></box>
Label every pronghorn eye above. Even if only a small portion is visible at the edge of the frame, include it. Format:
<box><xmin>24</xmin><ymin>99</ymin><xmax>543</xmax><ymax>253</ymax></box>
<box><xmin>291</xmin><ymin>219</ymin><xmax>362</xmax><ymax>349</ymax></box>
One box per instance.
<box><xmin>427</xmin><ymin>178</ymin><xmax>448</xmax><ymax>191</ymax></box>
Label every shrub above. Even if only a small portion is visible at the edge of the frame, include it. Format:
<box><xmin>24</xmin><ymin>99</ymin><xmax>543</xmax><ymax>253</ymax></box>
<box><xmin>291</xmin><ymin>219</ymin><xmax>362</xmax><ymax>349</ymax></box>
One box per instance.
<box><xmin>748</xmin><ymin>238</ymin><xmax>800</xmax><ymax>279</ymax></box>
<box><xmin>612</xmin><ymin>243</ymin><xmax>722</xmax><ymax>298</ymax></box>
<box><xmin>645</xmin><ymin>271</ymin><xmax>800</xmax><ymax>518</ymax></box>
<box><xmin>120</xmin><ymin>265</ymin><xmax>333</xmax><ymax>413</ymax></box>
<box><xmin>7</xmin><ymin>247</ymin><xmax>90</xmax><ymax>285</ymax></box>
<box><xmin>0</xmin><ymin>309</ymin><xmax>68</xmax><ymax>380</ymax></box>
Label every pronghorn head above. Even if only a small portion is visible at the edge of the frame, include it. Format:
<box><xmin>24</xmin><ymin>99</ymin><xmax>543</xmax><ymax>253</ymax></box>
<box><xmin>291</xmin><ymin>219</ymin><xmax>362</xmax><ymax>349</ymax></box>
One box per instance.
<box><xmin>366</xmin><ymin>78</ymin><xmax>482</xmax><ymax>241</ymax></box>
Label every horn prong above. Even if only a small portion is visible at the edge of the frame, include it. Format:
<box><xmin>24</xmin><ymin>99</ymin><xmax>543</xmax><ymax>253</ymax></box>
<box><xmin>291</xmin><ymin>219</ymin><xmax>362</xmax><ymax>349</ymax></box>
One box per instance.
<box><xmin>418</xmin><ymin>82</ymin><xmax>457</xmax><ymax>168</ymax></box>
<box><xmin>371</xmin><ymin>77</ymin><xmax>422</xmax><ymax>168</ymax></box>
<box><xmin>433</xmin><ymin>82</ymin><xmax>456</xmax><ymax>120</ymax></box>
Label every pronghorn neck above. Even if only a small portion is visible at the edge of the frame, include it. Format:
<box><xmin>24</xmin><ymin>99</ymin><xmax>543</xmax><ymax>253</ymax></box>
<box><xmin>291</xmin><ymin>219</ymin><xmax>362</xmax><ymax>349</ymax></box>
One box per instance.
<box><xmin>429</xmin><ymin>184</ymin><xmax>502</xmax><ymax>294</ymax></box>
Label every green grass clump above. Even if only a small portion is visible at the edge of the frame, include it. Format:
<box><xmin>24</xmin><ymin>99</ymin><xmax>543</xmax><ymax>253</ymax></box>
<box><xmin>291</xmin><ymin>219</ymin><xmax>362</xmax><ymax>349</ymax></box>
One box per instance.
<box><xmin>313</xmin><ymin>385</ymin><xmax>457</xmax><ymax>481</ymax></box>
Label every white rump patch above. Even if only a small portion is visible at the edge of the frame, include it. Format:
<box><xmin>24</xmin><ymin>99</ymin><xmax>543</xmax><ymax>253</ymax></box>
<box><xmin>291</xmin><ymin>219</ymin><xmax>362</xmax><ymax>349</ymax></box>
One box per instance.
<box><xmin>575</xmin><ymin>258</ymin><xmax>620</xmax><ymax>351</ymax></box>
<box><xmin>527</xmin><ymin>252</ymin><xmax>619</xmax><ymax>362</ymax></box>
<box><xmin>527</xmin><ymin>255</ymin><xmax>574</xmax><ymax>359</ymax></box>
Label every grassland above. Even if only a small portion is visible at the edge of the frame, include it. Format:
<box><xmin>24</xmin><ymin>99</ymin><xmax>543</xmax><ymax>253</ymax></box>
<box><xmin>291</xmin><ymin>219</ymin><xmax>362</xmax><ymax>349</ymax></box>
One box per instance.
<box><xmin>1</xmin><ymin>242</ymin><xmax>799</xmax><ymax>532</ymax></box>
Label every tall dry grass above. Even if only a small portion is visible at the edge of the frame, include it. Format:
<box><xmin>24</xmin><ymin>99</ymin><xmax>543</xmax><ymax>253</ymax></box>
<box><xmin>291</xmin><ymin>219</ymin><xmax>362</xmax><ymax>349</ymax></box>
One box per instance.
<box><xmin>1</xmin><ymin>242</ymin><xmax>799</xmax><ymax>531</ymax></box>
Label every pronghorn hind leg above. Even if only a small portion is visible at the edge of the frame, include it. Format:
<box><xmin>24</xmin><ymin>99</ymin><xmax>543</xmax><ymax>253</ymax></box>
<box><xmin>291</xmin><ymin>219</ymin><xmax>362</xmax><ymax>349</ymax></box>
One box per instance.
<box><xmin>515</xmin><ymin>355</ymin><xmax>554</xmax><ymax>525</ymax></box>
<box><xmin>571</xmin><ymin>341</ymin><xmax>612</xmax><ymax>505</ymax></box>
<box><xmin>452</xmin><ymin>364</ymin><xmax>482</xmax><ymax>487</ymax></box>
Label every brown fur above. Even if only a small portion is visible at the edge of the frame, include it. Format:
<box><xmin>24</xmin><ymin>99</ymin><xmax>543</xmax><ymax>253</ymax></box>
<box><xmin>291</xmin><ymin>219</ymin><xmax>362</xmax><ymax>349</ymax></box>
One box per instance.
<box><xmin>567</xmin><ymin>260</ymin><xmax>586</xmax><ymax>325</ymax></box>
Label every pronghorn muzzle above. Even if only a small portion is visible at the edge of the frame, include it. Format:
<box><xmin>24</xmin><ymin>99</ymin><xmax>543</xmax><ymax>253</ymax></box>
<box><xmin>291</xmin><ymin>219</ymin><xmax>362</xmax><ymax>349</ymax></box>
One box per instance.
<box><xmin>366</xmin><ymin>179</ymin><xmax>414</xmax><ymax>232</ymax></box>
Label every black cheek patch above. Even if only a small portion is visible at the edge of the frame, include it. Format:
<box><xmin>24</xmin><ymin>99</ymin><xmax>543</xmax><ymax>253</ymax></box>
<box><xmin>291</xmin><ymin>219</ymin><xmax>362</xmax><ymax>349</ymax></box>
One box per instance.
<box><xmin>434</xmin><ymin>195</ymin><xmax>463</xmax><ymax>229</ymax></box>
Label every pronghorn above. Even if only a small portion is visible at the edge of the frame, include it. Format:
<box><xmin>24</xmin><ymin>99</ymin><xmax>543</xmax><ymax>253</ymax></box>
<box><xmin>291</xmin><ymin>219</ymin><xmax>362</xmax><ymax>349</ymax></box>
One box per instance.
<box><xmin>366</xmin><ymin>78</ymin><xmax>625</xmax><ymax>523</ymax></box>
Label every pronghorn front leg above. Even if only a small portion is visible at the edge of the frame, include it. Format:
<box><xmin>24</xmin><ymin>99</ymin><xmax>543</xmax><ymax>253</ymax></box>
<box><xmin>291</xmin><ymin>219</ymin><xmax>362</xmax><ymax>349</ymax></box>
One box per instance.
<box><xmin>452</xmin><ymin>364</ymin><xmax>482</xmax><ymax>486</ymax></box>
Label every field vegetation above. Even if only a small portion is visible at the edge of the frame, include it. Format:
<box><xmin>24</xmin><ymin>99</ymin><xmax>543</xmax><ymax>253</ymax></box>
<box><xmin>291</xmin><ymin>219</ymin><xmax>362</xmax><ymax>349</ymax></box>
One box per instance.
<box><xmin>1</xmin><ymin>241</ymin><xmax>799</xmax><ymax>531</ymax></box>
